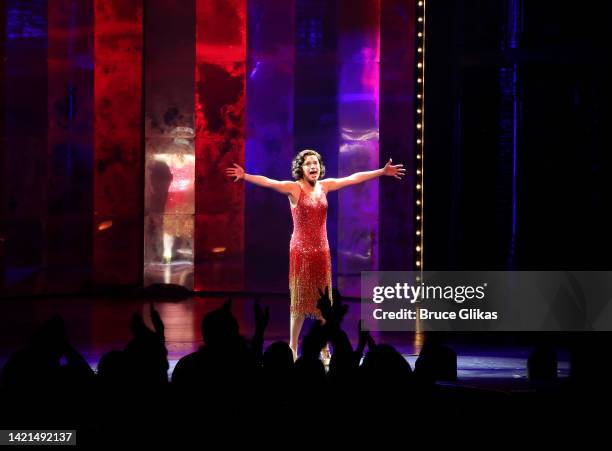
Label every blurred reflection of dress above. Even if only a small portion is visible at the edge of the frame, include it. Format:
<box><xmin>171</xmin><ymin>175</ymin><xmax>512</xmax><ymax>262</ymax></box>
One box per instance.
<box><xmin>163</xmin><ymin>155</ymin><xmax>195</xmax><ymax>238</ymax></box>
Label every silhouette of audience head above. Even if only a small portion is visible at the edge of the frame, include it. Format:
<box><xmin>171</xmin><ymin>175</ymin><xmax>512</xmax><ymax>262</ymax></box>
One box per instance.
<box><xmin>299</xmin><ymin>320</ymin><xmax>328</xmax><ymax>360</ymax></box>
<box><xmin>362</xmin><ymin>343</ymin><xmax>413</xmax><ymax>380</ymax></box>
<box><xmin>124</xmin><ymin>313</ymin><xmax>169</xmax><ymax>385</ymax></box>
<box><xmin>200</xmin><ymin>299</ymin><xmax>240</xmax><ymax>347</ymax></box>
<box><xmin>415</xmin><ymin>335</ymin><xmax>457</xmax><ymax>383</ymax></box>
<box><xmin>528</xmin><ymin>344</ymin><xmax>558</xmax><ymax>381</ymax></box>
<box><xmin>263</xmin><ymin>341</ymin><xmax>294</xmax><ymax>372</ymax></box>
<box><xmin>2</xmin><ymin>315</ymin><xmax>70</xmax><ymax>389</ymax></box>
<box><xmin>97</xmin><ymin>350</ymin><xmax>127</xmax><ymax>388</ymax></box>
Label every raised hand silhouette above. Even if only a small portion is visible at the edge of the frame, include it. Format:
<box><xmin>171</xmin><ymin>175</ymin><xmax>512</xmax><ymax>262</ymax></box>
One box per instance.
<box><xmin>253</xmin><ymin>299</ymin><xmax>270</xmax><ymax>334</ymax></box>
<box><xmin>316</xmin><ymin>286</ymin><xmax>333</xmax><ymax>321</ymax></box>
<box><xmin>355</xmin><ymin>320</ymin><xmax>375</xmax><ymax>362</ymax></box>
<box><xmin>317</xmin><ymin>286</ymin><xmax>348</xmax><ymax>327</ymax></box>
<box><xmin>252</xmin><ymin>298</ymin><xmax>270</xmax><ymax>365</ymax></box>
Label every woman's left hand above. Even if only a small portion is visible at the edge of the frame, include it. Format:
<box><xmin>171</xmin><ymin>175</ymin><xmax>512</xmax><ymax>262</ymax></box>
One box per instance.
<box><xmin>383</xmin><ymin>158</ymin><xmax>406</xmax><ymax>180</ymax></box>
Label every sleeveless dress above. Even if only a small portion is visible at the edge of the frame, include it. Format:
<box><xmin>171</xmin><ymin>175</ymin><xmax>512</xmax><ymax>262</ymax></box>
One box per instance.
<box><xmin>289</xmin><ymin>183</ymin><xmax>333</xmax><ymax>318</ymax></box>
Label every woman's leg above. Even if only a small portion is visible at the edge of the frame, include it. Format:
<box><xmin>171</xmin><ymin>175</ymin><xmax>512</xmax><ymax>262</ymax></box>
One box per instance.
<box><xmin>289</xmin><ymin>314</ymin><xmax>305</xmax><ymax>361</ymax></box>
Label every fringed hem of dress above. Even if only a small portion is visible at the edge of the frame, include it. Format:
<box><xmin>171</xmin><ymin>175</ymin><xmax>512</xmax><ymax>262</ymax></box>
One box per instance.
<box><xmin>289</xmin><ymin>277</ymin><xmax>333</xmax><ymax>319</ymax></box>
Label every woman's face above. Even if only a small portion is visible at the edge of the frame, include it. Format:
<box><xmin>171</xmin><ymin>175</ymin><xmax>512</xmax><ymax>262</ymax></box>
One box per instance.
<box><xmin>302</xmin><ymin>155</ymin><xmax>320</xmax><ymax>183</ymax></box>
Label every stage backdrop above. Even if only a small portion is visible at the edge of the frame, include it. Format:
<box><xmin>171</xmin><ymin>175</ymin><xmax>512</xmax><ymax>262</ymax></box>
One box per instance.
<box><xmin>1</xmin><ymin>0</ymin><xmax>417</xmax><ymax>298</ymax></box>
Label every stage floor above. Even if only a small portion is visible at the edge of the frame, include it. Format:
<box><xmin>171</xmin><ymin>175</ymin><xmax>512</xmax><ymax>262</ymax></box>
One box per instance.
<box><xmin>0</xmin><ymin>293</ymin><xmax>569</xmax><ymax>391</ymax></box>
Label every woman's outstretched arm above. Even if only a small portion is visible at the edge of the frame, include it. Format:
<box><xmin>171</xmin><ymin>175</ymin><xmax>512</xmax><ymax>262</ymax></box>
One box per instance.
<box><xmin>321</xmin><ymin>158</ymin><xmax>405</xmax><ymax>192</ymax></box>
<box><xmin>226</xmin><ymin>163</ymin><xmax>296</xmax><ymax>195</ymax></box>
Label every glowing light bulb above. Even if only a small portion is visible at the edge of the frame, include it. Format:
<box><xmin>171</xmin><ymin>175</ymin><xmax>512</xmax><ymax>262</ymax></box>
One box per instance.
<box><xmin>416</xmin><ymin>184</ymin><xmax>421</xmax><ymax>190</ymax></box>
<box><xmin>417</xmin><ymin>108</ymin><xmax>422</xmax><ymax>113</ymax></box>
<box><xmin>416</xmin><ymin>246</ymin><xmax>421</xmax><ymax>252</ymax></box>
<box><xmin>417</xmin><ymin>123</ymin><xmax>422</xmax><ymax>129</ymax></box>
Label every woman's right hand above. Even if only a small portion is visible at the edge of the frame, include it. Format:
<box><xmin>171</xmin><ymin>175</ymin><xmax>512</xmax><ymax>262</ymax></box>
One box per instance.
<box><xmin>225</xmin><ymin>163</ymin><xmax>245</xmax><ymax>182</ymax></box>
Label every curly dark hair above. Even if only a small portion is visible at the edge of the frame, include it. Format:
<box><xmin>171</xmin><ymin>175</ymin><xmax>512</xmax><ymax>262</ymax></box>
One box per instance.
<box><xmin>291</xmin><ymin>149</ymin><xmax>326</xmax><ymax>180</ymax></box>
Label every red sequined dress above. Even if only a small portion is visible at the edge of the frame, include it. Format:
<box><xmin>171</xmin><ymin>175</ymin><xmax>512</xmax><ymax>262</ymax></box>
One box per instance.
<box><xmin>289</xmin><ymin>183</ymin><xmax>333</xmax><ymax>318</ymax></box>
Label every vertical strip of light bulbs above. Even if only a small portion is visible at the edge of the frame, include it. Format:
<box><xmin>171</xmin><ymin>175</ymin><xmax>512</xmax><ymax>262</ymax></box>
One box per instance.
<box><xmin>416</xmin><ymin>0</ymin><xmax>425</xmax><ymax>271</ymax></box>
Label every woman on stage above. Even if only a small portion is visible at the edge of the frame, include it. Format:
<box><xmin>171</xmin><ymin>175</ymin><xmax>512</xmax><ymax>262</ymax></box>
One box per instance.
<box><xmin>227</xmin><ymin>149</ymin><xmax>405</xmax><ymax>360</ymax></box>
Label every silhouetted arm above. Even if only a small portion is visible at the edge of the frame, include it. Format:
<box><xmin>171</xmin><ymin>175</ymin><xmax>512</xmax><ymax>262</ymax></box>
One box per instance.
<box><xmin>354</xmin><ymin>320</ymin><xmax>375</xmax><ymax>365</ymax></box>
<box><xmin>150</xmin><ymin>301</ymin><xmax>165</xmax><ymax>343</ymax></box>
